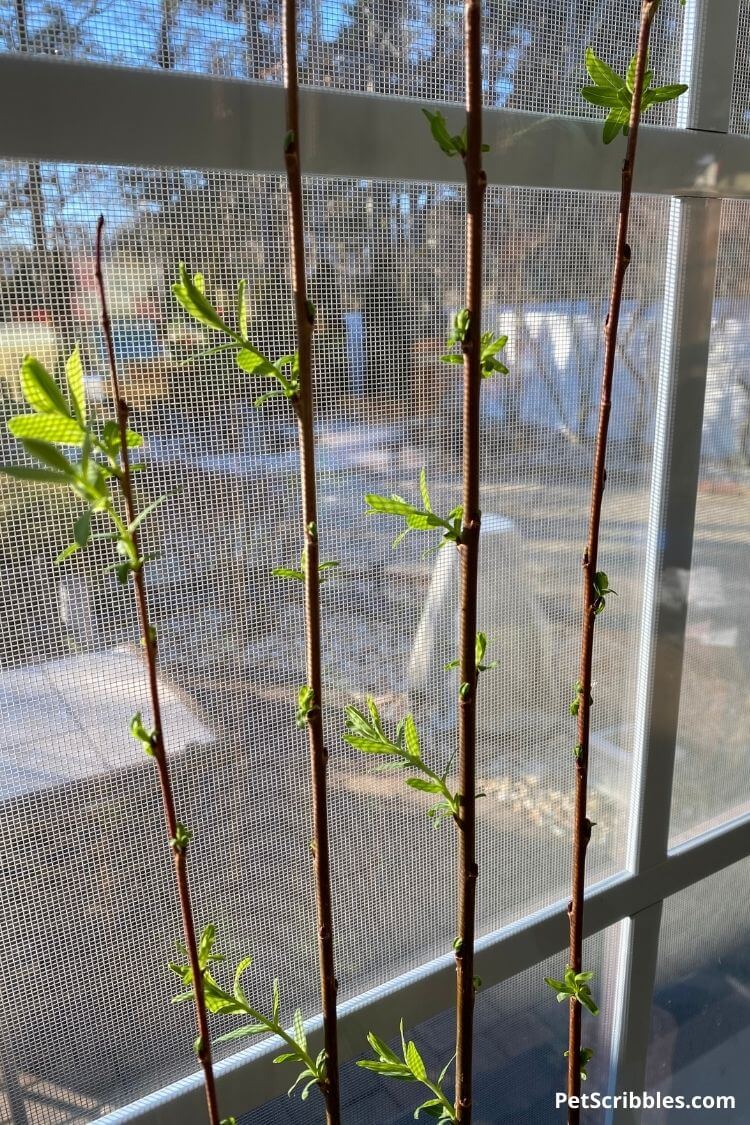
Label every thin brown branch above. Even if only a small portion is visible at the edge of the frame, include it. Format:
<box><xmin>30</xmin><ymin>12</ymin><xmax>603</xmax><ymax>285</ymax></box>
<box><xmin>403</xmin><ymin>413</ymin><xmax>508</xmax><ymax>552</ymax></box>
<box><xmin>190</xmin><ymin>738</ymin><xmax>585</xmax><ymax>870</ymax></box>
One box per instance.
<box><xmin>566</xmin><ymin>4</ymin><xmax>658</xmax><ymax>1121</ymax></box>
<box><xmin>281</xmin><ymin>5</ymin><xmax>341</xmax><ymax>1122</ymax></box>
<box><xmin>95</xmin><ymin>216</ymin><xmax>221</xmax><ymax>1125</ymax></box>
<box><xmin>454</xmin><ymin>2</ymin><xmax>485</xmax><ymax>1122</ymax></box>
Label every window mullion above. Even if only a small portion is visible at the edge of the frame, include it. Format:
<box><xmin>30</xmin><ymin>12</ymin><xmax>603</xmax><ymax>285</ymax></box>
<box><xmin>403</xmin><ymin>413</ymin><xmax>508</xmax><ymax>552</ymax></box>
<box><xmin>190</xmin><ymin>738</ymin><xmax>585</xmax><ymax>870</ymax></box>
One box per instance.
<box><xmin>608</xmin><ymin>2</ymin><xmax>739</xmax><ymax>1107</ymax></box>
<box><xmin>606</xmin><ymin>902</ymin><xmax>663</xmax><ymax>1125</ymax></box>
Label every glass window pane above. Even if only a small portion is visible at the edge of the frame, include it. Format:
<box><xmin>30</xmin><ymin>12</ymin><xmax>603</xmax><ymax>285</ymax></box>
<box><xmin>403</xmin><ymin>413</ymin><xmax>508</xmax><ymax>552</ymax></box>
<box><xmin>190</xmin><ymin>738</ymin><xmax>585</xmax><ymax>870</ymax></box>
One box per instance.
<box><xmin>730</xmin><ymin>0</ymin><xmax>750</xmax><ymax>135</ymax></box>
<box><xmin>645</xmin><ymin>859</ymin><xmax>750</xmax><ymax>1115</ymax></box>
<box><xmin>669</xmin><ymin>198</ymin><xmax>750</xmax><ymax>846</ymax></box>
<box><xmin>0</xmin><ymin>161</ymin><xmax>668</xmax><ymax>1116</ymax></box>
<box><xmin>0</xmin><ymin>1</ymin><xmax>686</xmax><ymax>124</ymax></box>
<box><xmin>246</xmin><ymin>928</ymin><xmax>621</xmax><ymax>1125</ymax></box>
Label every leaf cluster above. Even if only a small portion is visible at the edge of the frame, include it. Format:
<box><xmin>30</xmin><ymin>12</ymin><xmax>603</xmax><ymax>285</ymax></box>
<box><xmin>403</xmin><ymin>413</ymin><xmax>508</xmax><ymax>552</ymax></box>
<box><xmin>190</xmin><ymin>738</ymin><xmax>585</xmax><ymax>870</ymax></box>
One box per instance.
<box><xmin>343</xmin><ymin>698</ymin><xmax>460</xmax><ymax>823</ymax></box>
<box><xmin>440</xmin><ymin>311</ymin><xmax>509</xmax><ymax>381</ymax></box>
<box><xmin>421</xmin><ymin>109</ymin><xmax>490</xmax><ymax>161</ymax></box>
<box><xmin>581</xmin><ymin>47</ymin><xmax>688</xmax><ymax>144</ymax></box>
<box><xmin>365</xmin><ymin>469</ymin><xmax>462</xmax><ymax>551</ymax></box>
<box><xmin>172</xmin><ymin>265</ymin><xmax>300</xmax><ymax>406</ymax></box>
<box><xmin>479</xmin><ymin>332</ymin><xmax>510</xmax><ymax>379</ymax></box>
<box><xmin>568</xmin><ymin>680</ymin><xmax>593</xmax><ymax>718</ymax></box>
<box><xmin>170</xmin><ymin>925</ymin><xmax>326</xmax><ymax>1101</ymax></box>
<box><xmin>445</xmin><ymin>632</ymin><xmax>497</xmax><ymax>676</ymax></box>
<box><xmin>544</xmin><ymin>967</ymin><xmax>600</xmax><ymax>1016</ymax></box>
<box><xmin>296</xmin><ymin>685</ymin><xmax>315</xmax><ymax>729</ymax></box>
<box><xmin>358</xmin><ymin>1022</ymin><xmax>456</xmax><ymax>1122</ymax></box>
<box><xmin>272</xmin><ymin>552</ymin><xmax>339</xmax><ymax>583</ymax></box>
<box><xmin>130</xmin><ymin>711</ymin><xmax>157</xmax><ymax>757</ymax></box>
<box><xmin>445</xmin><ymin>308</ymin><xmax>470</xmax><ymax>348</ymax></box>
<box><xmin>564</xmin><ymin>1046</ymin><xmax>594</xmax><ymax>1082</ymax></box>
<box><xmin>170</xmin><ymin>822</ymin><xmax>193</xmax><ymax>853</ymax></box>
<box><xmin>0</xmin><ymin>353</ymin><xmax>162</xmax><ymax>583</ymax></box>
<box><xmin>592</xmin><ymin>570</ymin><xmax>617</xmax><ymax>615</ymax></box>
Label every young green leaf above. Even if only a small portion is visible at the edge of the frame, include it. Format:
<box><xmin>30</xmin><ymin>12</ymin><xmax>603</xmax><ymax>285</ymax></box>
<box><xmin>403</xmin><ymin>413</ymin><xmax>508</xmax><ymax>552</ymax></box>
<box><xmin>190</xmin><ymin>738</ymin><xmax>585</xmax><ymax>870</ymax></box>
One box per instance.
<box><xmin>74</xmin><ymin>509</ymin><xmax>92</xmax><ymax>549</ymax></box>
<box><xmin>625</xmin><ymin>49</ymin><xmax>651</xmax><ymax>95</ymax></box>
<box><xmin>293</xmin><ymin>1008</ymin><xmax>307</xmax><ymax>1053</ymax></box>
<box><xmin>236</xmin><ymin>278</ymin><xmax>248</xmax><ymax>340</ymax></box>
<box><xmin>272</xmin><ymin>566</ymin><xmax>305</xmax><ymax>582</ymax></box>
<box><xmin>479</xmin><ymin>331</ymin><xmax>509</xmax><ymax>379</ymax></box>
<box><xmin>17</xmin><ymin>438</ymin><xmax>76</xmax><ymax>477</ymax></box>
<box><xmin>422</xmin><ymin>108</ymin><xmax>464</xmax><ymax>158</ymax></box>
<box><xmin>592</xmin><ymin>570</ymin><xmax>618</xmax><ymax>615</ymax></box>
<box><xmin>545</xmin><ymin>967</ymin><xmax>599</xmax><ymax>1015</ymax></box>
<box><xmin>358</xmin><ymin>1023</ymin><xmax>456</xmax><ymax>1121</ymax></box>
<box><xmin>584</xmin><ymin>47</ymin><xmax>625</xmax><ymax>91</ymax></box>
<box><xmin>405</xmin><ymin>1039</ymin><xmax>427</xmax><ymax>1082</ymax></box>
<box><xmin>172</xmin><ymin>263</ymin><xmax>236</xmax><ymax>337</ymax></box>
<box><xmin>130</xmin><ymin>711</ymin><xmax>157</xmax><ymax>756</ymax></box>
<box><xmin>343</xmin><ymin>701</ymin><xmax>399</xmax><ymax>755</ymax></box>
<box><xmin>19</xmin><ymin>354</ymin><xmax>71</xmax><ymax>416</ymax></box>
<box><xmin>318</xmin><ymin>560</ymin><xmax>339</xmax><ymax>581</ymax></box>
<box><xmin>406</xmin><ymin>778</ymin><xmax>445</xmax><ymax>795</ymax></box>
<box><xmin>365</xmin><ymin>476</ymin><xmax>461</xmax><ymax>549</ymax></box>
<box><xmin>344</xmin><ymin>700</ymin><xmax>459</xmax><ymax>820</ymax></box>
<box><xmin>1</xmin><ymin>465</ymin><xmax>71</xmax><ymax>485</ymax></box>
<box><xmin>235</xmin><ymin>347</ymin><xmax>280</xmax><ymax>380</ymax></box>
<box><xmin>402</xmin><ymin>713</ymin><xmax>420</xmax><ymax>759</ymax></box>
<box><xmin>296</xmin><ymin>685</ymin><xmax>315</xmax><ymax>728</ymax></box>
<box><xmin>8</xmin><ymin>413</ymin><xmax>85</xmax><ymax>446</ymax></box>
<box><xmin>580</xmin><ymin>86</ymin><xmax>620</xmax><ymax>108</ymax></box>
<box><xmin>419</xmin><ymin>467</ymin><xmax>432</xmax><ymax>513</ymax></box>
<box><xmin>170</xmin><ymin>822</ymin><xmax>193</xmax><ymax>852</ymax></box>
<box><xmin>602</xmin><ymin>108</ymin><xmax>630</xmax><ymax>144</ymax></box>
<box><xmin>366</xmin><ymin>1032</ymin><xmax>400</xmax><ymax>1065</ymax></box>
<box><xmin>65</xmin><ymin>347</ymin><xmax>87</xmax><ymax>424</ymax></box>
<box><xmin>647</xmin><ymin>82</ymin><xmax>689</xmax><ymax>104</ymax></box>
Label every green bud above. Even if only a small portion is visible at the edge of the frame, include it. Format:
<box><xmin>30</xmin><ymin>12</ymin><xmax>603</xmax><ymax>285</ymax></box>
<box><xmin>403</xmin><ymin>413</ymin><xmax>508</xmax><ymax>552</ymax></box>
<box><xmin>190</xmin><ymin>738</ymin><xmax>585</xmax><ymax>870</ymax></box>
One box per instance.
<box><xmin>140</xmin><ymin>624</ymin><xmax>157</xmax><ymax>648</ymax></box>
<box><xmin>170</xmin><ymin>823</ymin><xmax>193</xmax><ymax>853</ymax></box>
<box><xmin>453</xmin><ymin>937</ymin><xmax>463</xmax><ymax>953</ymax></box>
<box><xmin>459</xmin><ymin>682</ymin><xmax>470</xmax><ymax>700</ymax></box>
<box><xmin>130</xmin><ymin>711</ymin><xmax>157</xmax><ymax>757</ymax></box>
<box><xmin>283</xmin><ymin>130</ymin><xmax>295</xmax><ymax>152</ymax></box>
<box><xmin>296</xmin><ymin>684</ymin><xmax>315</xmax><ymax>728</ymax></box>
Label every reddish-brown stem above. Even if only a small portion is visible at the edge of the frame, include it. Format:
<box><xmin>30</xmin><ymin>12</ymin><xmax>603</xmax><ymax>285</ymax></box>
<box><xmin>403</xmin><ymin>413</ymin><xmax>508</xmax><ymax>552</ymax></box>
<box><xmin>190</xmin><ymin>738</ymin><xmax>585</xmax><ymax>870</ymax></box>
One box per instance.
<box><xmin>282</xmin><ymin>5</ymin><xmax>341</xmax><ymax>1122</ymax></box>
<box><xmin>95</xmin><ymin>216</ymin><xmax>221</xmax><ymax>1125</ymax></box>
<box><xmin>454</xmin><ymin>3</ymin><xmax>485</xmax><ymax>1122</ymax></box>
<box><xmin>566</xmin><ymin>5</ymin><xmax>658</xmax><ymax>1122</ymax></box>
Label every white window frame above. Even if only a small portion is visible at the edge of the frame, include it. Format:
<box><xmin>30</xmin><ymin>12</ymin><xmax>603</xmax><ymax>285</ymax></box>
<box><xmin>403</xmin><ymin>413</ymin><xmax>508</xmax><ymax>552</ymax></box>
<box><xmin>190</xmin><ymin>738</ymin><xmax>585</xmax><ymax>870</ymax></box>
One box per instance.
<box><xmin>0</xmin><ymin>2</ymin><xmax>747</xmax><ymax>1121</ymax></box>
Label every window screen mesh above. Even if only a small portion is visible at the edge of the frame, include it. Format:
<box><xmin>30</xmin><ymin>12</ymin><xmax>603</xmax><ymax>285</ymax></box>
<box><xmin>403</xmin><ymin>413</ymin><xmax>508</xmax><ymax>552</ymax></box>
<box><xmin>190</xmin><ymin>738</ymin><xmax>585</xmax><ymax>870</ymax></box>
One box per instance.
<box><xmin>0</xmin><ymin>160</ymin><xmax>668</xmax><ymax>1121</ymax></box>
<box><xmin>0</xmin><ymin>1</ymin><xmax>686</xmax><ymax>123</ymax></box>
<box><xmin>246</xmin><ymin>927</ymin><xmax>620</xmax><ymax>1125</ymax></box>
<box><xmin>669</xmin><ymin>197</ymin><xmax>750</xmax><ymax>846</ymax></box>
<box><xmin>645</xmin><ymin>859</ymin><xmax>750</xmax><ymax>1112</ymax></box>
<box><xmin>730</xmin><ymin>0</ymin><xmax>750</xmax><ymax>135</ymax></box>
